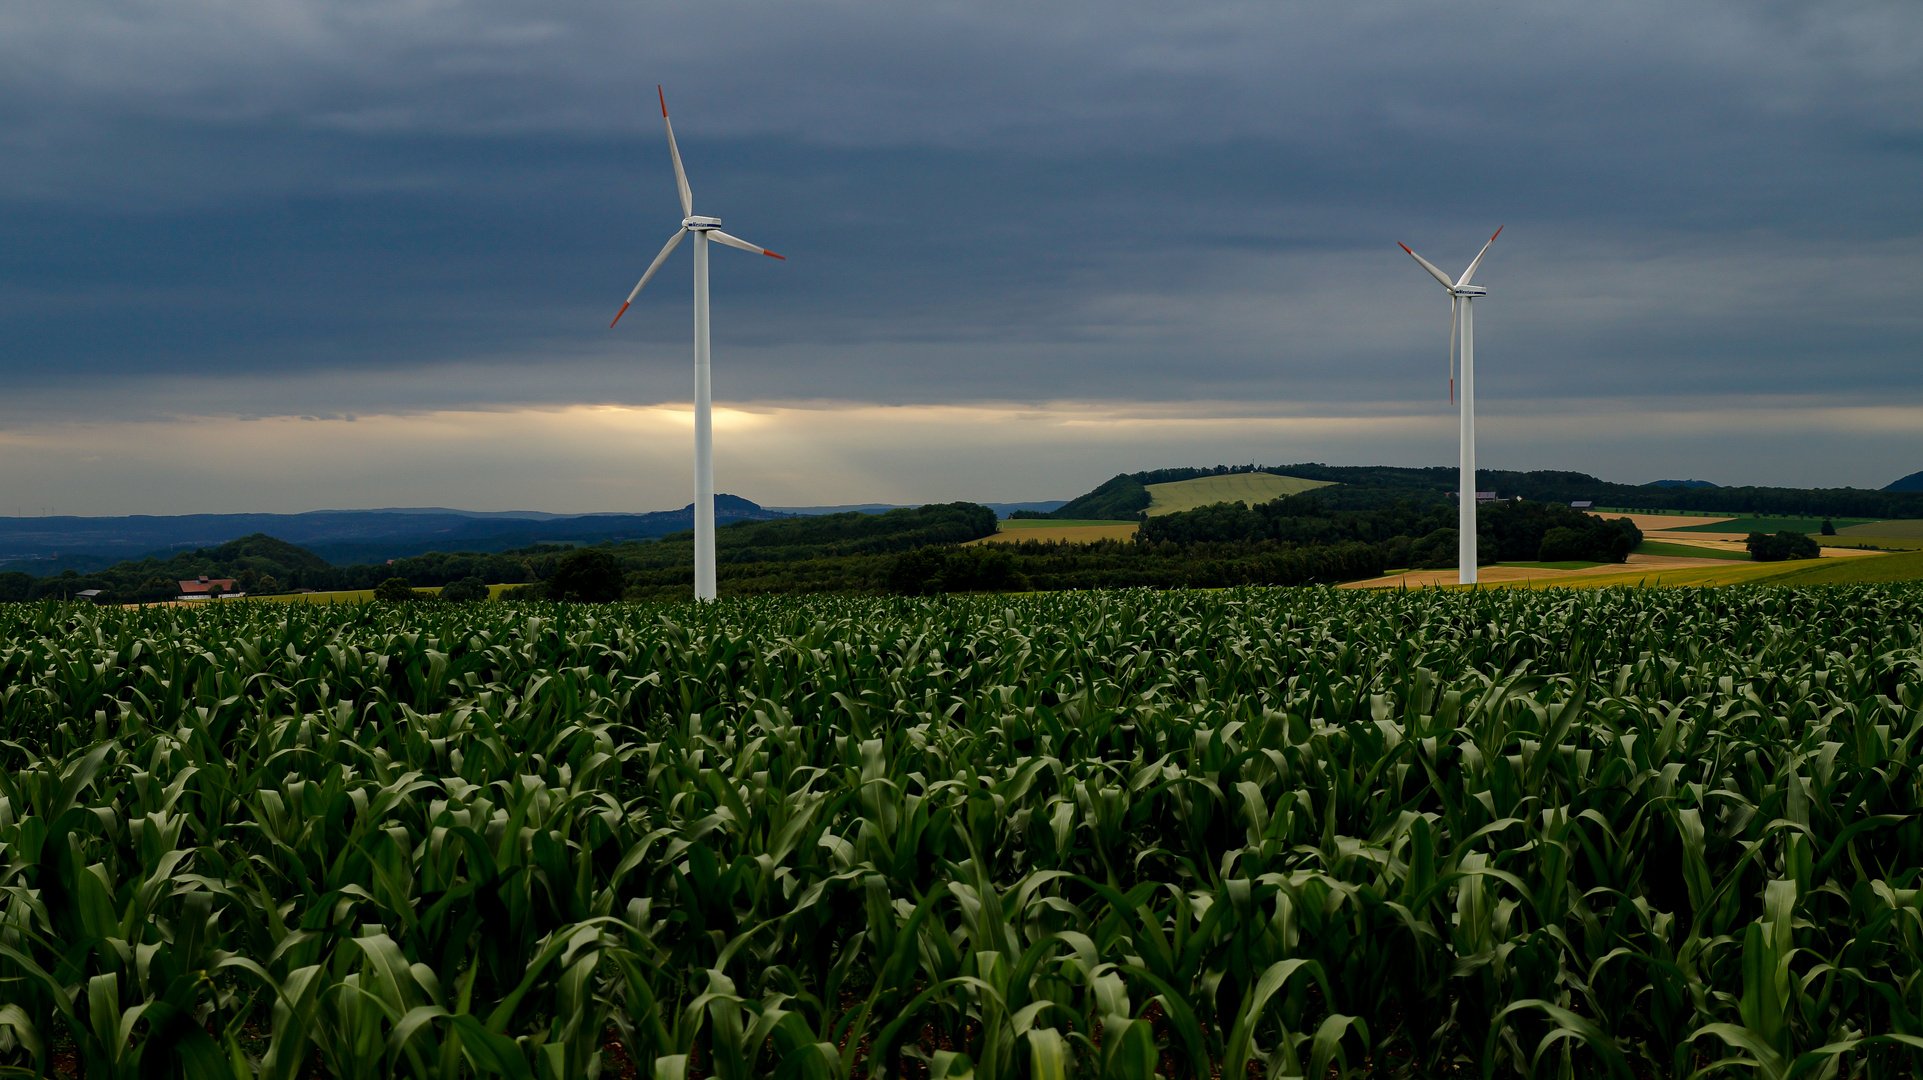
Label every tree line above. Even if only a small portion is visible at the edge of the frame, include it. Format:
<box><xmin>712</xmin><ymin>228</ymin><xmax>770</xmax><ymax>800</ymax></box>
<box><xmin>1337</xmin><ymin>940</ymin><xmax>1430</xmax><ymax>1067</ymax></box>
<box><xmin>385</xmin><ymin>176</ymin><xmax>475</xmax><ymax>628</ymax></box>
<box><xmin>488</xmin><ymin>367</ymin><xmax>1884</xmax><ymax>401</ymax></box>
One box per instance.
<box><xmin>1047</xmin><ymin>462</ymin><xmax>1923</xmax><ymax>521</ymax></box>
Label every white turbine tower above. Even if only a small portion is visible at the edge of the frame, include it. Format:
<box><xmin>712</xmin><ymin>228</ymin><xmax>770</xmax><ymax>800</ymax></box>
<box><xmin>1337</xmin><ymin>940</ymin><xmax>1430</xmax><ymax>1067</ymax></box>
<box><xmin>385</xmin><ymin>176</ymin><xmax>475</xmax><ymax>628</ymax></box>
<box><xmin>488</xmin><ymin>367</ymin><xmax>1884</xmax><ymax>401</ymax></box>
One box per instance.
<box><xmin>1399</xmin><ymin>226</ymin><xmax>1501</xmax><ymax>585</ymax></box>
<box><xmin>611</xmin><ymin>87</ymin><xmax>785</xmax><ymax>602</ymax></box>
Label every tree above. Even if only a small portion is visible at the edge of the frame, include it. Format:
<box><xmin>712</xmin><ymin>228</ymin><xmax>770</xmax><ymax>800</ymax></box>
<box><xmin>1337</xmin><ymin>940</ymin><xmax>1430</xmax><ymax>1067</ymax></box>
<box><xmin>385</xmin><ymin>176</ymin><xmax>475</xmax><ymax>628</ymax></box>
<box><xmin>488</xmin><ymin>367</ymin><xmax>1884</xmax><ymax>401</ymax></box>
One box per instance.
<box><xmin>546</xmin><ymin>549</ymin><xmax>626</xmax><ymax>603</ymax></box>
<box><xmin>1821</xmin><ymin>519</ymin><xmax>1837</xmax><ymax>535</ymax></box>
<box><xmin>373</xmin><ymin>577</ymin><xmax>420</xmax><ymax>602</ymax></box>
<box><xmin>1747</xmin><ymin>531</ymin><xmax>1820</xmax><ymax>562</ymax></box>
<box><xmin>440</xmin><ymin>576</ymin><xmax>490</xmax><ymax>603</ymax></box>
<box><xmin>887</xmin><ymin>546</ymin><xmax>1030</xmax><ymax>595</ymax></box>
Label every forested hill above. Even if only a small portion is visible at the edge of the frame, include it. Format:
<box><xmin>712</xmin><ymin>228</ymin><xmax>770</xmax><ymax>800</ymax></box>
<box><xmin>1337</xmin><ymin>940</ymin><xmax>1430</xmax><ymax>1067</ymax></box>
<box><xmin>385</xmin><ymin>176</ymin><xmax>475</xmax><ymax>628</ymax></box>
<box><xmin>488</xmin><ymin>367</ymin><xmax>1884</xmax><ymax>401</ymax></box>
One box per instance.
<box><xmin>1051</xmin><ymin>463</ymin><xmax>1923</xmax><ymax>520</ymax></box>
<box><xmin>1</xmin><ymin>503</ymin><xmax>1003</xmax><ymax>604</ymax></box>
<box><xmin>0</xmin><ymin>495</ymin><xmax>790</xmax><ymax>572</ymax></box>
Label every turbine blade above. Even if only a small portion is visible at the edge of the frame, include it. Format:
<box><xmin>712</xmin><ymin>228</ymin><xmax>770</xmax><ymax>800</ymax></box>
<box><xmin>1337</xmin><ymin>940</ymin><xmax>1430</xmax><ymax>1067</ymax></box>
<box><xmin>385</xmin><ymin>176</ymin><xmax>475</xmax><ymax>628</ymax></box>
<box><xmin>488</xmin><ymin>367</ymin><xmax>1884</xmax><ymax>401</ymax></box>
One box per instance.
<box><xmin>1449</xmin><ymin>296</ymin><xmax>1459</xmax><ymax>405</ymax></box>
<box><xmin>660</xmin><ymin>86</ymin><xmax>693</xmax><ymax>218</ymax></box>
<box><xmin>708</xmin><ymin>229</ymin><xmax>786</xmax><ymax>260</ymax></box>
<box><xmin>611</xmin><ymin>228</ymin><xmax>687</xmax><ymax>326</ymax></box>
<box><xmin>1400</xmin><ymin>243</ymin><xmax>1455</xmax><ymax>290</ymax></box>
<box><xmin>1455</xmin><ymin>225</ymin><xmax>1503</xmax><ymax>287</ymax></box>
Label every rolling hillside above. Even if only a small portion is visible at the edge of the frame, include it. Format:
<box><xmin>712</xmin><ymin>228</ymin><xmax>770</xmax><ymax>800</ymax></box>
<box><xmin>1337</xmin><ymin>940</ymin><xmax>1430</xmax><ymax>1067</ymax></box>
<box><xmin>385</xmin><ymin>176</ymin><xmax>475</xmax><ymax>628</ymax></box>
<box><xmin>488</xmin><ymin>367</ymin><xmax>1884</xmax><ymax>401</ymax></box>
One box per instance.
<box><xmin>1144</xmin><ymin>473</ymin><xmax>1332</xmax><ymax>516</ymax></box>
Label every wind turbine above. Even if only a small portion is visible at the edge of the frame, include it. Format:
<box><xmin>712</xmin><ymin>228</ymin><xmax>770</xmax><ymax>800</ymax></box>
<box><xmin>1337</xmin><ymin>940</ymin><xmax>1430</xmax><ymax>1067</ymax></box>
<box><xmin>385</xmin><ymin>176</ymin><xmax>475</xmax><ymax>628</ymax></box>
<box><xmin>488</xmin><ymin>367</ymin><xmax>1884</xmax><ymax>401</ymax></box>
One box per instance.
<box><xmin>1399</xmin><ymin>226</ymin><xmax>1500</xmax><ymax>585</ymax></box>
<box><xmin>611</xmin><ymin>87</ymin><xmax>785</xmax><ymax>602</ymax></box>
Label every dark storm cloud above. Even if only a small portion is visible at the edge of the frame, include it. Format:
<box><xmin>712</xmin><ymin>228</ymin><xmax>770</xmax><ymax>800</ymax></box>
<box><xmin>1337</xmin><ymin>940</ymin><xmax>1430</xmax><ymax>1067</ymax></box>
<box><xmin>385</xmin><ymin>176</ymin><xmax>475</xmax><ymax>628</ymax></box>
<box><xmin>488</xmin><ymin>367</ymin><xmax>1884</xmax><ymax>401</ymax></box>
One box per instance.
<box><xmin>2</xmin><ymin>0</ymin><xmax>1921</xmax><ymax>417</ymax></box>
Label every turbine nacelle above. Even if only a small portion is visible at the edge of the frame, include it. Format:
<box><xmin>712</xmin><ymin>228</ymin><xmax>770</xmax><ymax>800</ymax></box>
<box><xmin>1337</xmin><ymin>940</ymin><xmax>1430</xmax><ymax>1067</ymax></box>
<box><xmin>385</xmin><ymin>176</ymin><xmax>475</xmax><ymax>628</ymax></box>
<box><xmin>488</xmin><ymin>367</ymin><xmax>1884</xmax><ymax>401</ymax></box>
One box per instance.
<box><xmin>1452</xmin><ymin>285</ymin><xmax>1487</xmax><ymax>298</ymax></box>
<box><xmin>683</xmin><ymin>216</ymin><xmax>722</xmax><ymax>231</ymax></box>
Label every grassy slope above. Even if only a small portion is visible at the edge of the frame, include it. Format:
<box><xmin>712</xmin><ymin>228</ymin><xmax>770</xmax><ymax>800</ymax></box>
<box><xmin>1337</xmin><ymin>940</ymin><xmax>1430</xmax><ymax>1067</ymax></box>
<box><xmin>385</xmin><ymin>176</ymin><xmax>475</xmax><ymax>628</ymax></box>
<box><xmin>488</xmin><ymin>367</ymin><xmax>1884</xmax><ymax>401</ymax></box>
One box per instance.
<box><xmin>1839</xmin><ymin>519</ymin><xmax>1923</xmax><ymax>538</ymax></box>
<box><xmin>1143</xmin><ymin>474</ymin><xmax>1333</xmax><ymax>516</ymax></box>
<box><xmin>1635</xmin><ymin>540</ymin><xmax>1753</xmax><ymax>561</ymax></box>
<box><xmin>966</xmin><ymin>525</ymin><xmax>1139</xmax><ymax>546</ymax></box>
<box><xmin>1821</xmin><ymin>536</ymin><xmax>1923</xmax><ymax>551</ymax></box>
<box><xmin>999</xmin><ymin>519</ymin><xmax>1127</xmax><ymax>529</ymax></box>
<box><xmin>1667</xmin><ymin>516</ymin><xmax>1878</xmax><ymax>534</ymax></box>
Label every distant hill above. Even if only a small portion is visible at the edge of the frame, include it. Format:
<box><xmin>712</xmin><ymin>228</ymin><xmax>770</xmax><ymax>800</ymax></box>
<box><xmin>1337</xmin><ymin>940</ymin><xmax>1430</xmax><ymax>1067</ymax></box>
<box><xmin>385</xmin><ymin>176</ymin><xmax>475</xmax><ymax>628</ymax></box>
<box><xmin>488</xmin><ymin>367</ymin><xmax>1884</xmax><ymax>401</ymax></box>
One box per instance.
<box><xmin>1051</xmin><ymin>463</ymin><xmax>1923</xmax><ymax>521</ymax></box>
<box><xmin>769</xmin><ymin>501</ymin><xmax>1069</xmax><ymax>518</ymax></box>
<box><xmin>1886</xmin><ymin>472</ymin><xmax>1923</xmax><ymax>492</ymax></box>
<box><xmin>0</xmin><ymin>496</ymin><xmax>791</xmax><ymax>574</ymax></box>
<box><xmin>1644</xmin><ymin>479</ymin><xmax>1719</xmax><ymax>489</ymax></box>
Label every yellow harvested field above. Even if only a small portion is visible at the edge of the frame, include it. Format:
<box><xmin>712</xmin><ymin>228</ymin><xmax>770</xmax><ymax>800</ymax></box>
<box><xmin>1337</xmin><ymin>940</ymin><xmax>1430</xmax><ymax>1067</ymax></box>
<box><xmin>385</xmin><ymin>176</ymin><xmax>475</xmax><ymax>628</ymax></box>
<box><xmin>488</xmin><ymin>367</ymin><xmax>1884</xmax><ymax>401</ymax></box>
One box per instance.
<box><xmin>1628</xmin><ymin>533</ymin><xmax>1874</xmax><ymax>559</ymax></box>
<box><xmin>967</xmin><ymin>524</ymin><xmax>1138</xmax><ymax>546</ymax></box>
<box><xmin>1589</xmin><ymin>512</ymin><xmax>1734</xmax><ymax>532</ymax></box>
<box><xmin>1347</xmin><ymin>547</ymin><xmax>1908</xmax><ymax>591</ymax></box>
<box><xmin>1839</xmin><ymin>519</ymin><xmax>1923</xmax><ymax>538</ymax></box>
<box><xmin>129</xmin><ymin>583</ymin><xmax>533</xmax><ymax>606</ymax></box>
<box><xmin>1342</xmin><ymin>552</ymin><xmax>1740</xmax><ymax>590</ymax></box>
<box><xmin>1144</xmin><ymin>474</ymin><xmax>1332</xmax><ymax>516</ymax></box>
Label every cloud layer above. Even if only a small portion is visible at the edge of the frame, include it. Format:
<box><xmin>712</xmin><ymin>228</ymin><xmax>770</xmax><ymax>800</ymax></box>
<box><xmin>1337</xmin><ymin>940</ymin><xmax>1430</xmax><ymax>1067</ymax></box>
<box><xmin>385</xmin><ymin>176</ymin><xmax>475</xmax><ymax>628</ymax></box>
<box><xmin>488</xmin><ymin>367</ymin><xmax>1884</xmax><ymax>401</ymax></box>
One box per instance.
<box><xmin>2</xmin><ymin>0</ymin><xmax>1921</xmax><ymax>508</ymax></box>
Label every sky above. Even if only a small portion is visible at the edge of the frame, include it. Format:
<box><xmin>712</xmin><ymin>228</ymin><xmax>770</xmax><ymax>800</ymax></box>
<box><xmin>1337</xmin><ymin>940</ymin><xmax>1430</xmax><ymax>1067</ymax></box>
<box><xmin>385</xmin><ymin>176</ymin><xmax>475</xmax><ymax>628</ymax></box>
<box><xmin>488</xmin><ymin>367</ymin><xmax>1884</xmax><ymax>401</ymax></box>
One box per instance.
<box><xmin>3</xmin><ymin>0</ymin><xmax>1921</xmax><ymax>514</ymax></box>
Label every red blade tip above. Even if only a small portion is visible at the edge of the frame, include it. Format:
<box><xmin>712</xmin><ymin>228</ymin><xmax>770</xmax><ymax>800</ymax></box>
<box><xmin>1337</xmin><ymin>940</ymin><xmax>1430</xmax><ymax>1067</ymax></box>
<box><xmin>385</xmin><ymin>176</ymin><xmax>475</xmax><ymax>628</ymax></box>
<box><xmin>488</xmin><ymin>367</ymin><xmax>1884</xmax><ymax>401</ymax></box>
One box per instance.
<box><xmin>764</xmin><ymin>249</ymin><xmax>786</xmax><ymax>260</ymax></box>
<box><xmin>1490</xmin><ymin>225</ymin><xmax>1503</xmax><ymax>240</ymax></box>
<box><xmin>1397</xmin><ymin>242</ymin><xmax>1412</xmax><ymax>253</ymax></box>
<box><xmin>658</xmin><ymin>86</ymin><xmax>668</xmax><ymax>118</ymax></box>
<box><xmin>610</xmin><ymin>301</ymin><xmax>630</xmax><ymax>328</ymax></box>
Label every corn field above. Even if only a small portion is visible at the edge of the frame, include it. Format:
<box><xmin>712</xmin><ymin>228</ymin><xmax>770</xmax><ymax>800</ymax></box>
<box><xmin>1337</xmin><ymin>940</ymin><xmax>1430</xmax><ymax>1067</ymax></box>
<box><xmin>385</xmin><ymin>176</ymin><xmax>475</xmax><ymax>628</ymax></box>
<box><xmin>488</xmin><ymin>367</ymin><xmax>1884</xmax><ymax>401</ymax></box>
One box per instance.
<box><xmin>2</xmin><ymin>588</ymin><xmax>1923</xmax><ymax>1079</ymax></box>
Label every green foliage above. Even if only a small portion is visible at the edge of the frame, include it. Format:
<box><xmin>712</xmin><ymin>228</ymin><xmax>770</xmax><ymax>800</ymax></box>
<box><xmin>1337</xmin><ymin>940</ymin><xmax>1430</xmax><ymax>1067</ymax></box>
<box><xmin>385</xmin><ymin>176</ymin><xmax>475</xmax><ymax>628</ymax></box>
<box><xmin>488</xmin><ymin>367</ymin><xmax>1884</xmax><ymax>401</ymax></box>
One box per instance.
<box><xmin>620</xmin><ymin>501</ymin><xmax>1001</xmax><ymax>568</ymax></box>
<box><xmin>1</xmin><ymin>588</ymin><xmax>1922</xmax><ymax>1079</ymax></box>
<box><xmin>1408</xmin><ymin>527</ymin><xmax>1490</xmax><ymax>569</ymax></box>
<box><xmin>372</xmin><ymin>576</ymin><xmax>421</xmax><ymax>601</ymax></box>
<box><xmin>1537</xmin><ymin>518</ymin><xmax>1638</xmax><ymax>563</ymax></box>
<box><xmin>1048</xmin><ymin>473</ymin><xmax>1151</xmax><ymax>520</ymax></box>
<box><xmin>1139</xmin><ymin>495</ymin><xmax>1639</xmax><ymax>568</ymax></box>
<box><xmin>546</xmin><ymin>548</ymin><xmax>625</xmax><ymax>603</ymax></box>
<box><xmin>1821</xmin><ymin>518</ymin><xmax>1837</xmax><ymax>535</ymax></box>
<box><xmin>887</xmin><ymin>545</ymin><xmax>1031</xmax><ymax>595</ymax></box>
<box><xmin>439</xmin><ymin>575</ymin><xmax>490</xmax><ymax>603</ymax></box>
<box><xmin>1007</xmin><ymin>509</ymin><xmax>1053</xmax><ymax>520</ymax></box>
<box><xmin>1747</xmin><ymin>530</ymin><xmax>1822</xmax><ymax>562</ymax></box>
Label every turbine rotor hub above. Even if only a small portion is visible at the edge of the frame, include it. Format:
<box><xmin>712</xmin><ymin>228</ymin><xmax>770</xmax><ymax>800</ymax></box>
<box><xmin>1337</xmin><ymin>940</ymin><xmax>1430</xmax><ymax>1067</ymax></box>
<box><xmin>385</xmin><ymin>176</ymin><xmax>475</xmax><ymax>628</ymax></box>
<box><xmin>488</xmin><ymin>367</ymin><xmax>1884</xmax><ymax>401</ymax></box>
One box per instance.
<box><xmin>683</xmin><ymin>215</ymin><xmax>722</xmax><ymax>231</ymax></box>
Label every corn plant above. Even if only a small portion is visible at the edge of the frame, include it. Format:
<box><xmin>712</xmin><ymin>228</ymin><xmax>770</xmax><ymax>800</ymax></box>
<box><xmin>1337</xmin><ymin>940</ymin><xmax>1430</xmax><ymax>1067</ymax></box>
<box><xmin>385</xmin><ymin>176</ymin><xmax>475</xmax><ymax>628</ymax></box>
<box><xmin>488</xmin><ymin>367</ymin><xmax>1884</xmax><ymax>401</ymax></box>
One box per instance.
<box><xmin>0</xmin><ymin>586</ymin><xmax>1921</xmax><ymax>1078</ymax></box>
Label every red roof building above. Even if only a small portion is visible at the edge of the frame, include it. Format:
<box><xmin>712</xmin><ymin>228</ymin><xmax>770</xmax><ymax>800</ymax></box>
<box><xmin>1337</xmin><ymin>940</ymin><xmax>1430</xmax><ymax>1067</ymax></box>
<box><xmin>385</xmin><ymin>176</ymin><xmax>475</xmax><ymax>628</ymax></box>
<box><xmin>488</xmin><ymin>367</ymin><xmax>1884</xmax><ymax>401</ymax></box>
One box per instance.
<box><xmin>177</xmin><ymin>576</ymin><xmax>237</xmax><ymax>595</ymax></box>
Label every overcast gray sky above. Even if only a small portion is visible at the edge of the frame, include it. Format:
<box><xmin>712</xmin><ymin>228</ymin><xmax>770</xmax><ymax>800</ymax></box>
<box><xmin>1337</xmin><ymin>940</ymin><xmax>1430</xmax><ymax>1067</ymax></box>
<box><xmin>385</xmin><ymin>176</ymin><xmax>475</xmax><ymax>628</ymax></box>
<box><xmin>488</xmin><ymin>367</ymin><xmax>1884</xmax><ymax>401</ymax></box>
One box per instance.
<box><xmin>3</xmin><ymin>0</ymin><xmax>1921</xmax><ymax>513</ymax></box>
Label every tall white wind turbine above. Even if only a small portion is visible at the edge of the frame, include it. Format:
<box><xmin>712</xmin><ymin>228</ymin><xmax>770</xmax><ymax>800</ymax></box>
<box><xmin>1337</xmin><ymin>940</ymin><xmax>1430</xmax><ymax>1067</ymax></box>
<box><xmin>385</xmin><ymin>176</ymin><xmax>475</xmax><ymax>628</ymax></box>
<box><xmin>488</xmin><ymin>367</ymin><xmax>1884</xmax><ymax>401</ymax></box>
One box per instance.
<box><xmin>1399</xmin><ymin>226</ymin><xmax>1501</xmax><ymax>585</ymax></box>
<box><xmin>611</xmin><ymin>87</ymin><xmax>785</xmax><ymax>602</ymax></box>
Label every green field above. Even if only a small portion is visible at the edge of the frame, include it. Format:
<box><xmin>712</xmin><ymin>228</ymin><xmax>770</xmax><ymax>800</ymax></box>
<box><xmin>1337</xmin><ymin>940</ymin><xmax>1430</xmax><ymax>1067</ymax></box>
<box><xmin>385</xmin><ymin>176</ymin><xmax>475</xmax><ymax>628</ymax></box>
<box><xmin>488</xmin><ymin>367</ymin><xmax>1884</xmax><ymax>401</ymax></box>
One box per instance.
<box><xmin>1142</xmin><ymin>472</ymin><xmax>1332</xmax><ymax>516</ymax></box>
<box><xmin>1821</xmin><ymin>535</ymin><xmax>1923</xmax><ymax>551</ymax></box>
<box><xmin>1839</xmin><ymin>518</ymin><xmax>1923</xmax><ymax>538</ymax></box>
<box><xmin>1633</xmin><ymin>539</ymin><xmax>1753</xmax><ymax>560</ymax></box>
<box><xmin>1666</xmin><ymin>515</ymin><xmax>1878</xmax><ymax>533</ymax></box>
<box><xmin>236</xmin><ymin>582</ymin><xmax>529</xmax><ymax>604</ymax></box>
<box><xmin>6</xmin><ymin>589</ymin><xmax>1923</xmax><ymax>1078</ymax></box>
